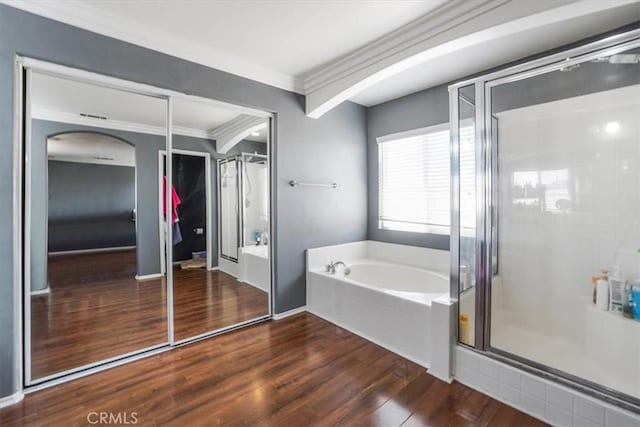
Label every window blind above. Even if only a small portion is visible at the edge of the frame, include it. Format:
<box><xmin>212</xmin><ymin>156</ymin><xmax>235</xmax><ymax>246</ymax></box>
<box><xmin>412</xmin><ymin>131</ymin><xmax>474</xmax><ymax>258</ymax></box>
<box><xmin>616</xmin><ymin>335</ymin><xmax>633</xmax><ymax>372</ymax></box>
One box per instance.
<box><xmin>378</xmin><ymin>123</ymin><xmax>475</xmax><ymax>234</ymax></box>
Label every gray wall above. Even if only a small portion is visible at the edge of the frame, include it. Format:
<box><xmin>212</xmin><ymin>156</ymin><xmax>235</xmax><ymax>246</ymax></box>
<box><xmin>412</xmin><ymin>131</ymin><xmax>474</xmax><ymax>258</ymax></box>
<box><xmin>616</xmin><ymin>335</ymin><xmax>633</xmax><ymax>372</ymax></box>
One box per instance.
<box><xmin>366</xmin><ymin>44</ymin><xmax>640</xmax><ymax>251</ymax></box>
<box><xmin>227</xmin><ymin>139</ymin><xmax>267</xmax><ymax>156</ymax></box>
<box><xmin>366</xmin><ymin>85</ymin><xmax>450</xmax><ymax>250</ymax></box>
<box><xmin>492</xmin><ymin>56</ymin><xmax>640</xmax><ymax>113</ymax></box>
<box><xmin>48</xmin><ymin>160</ymin><xmax>136</xmax><ymax>252</ymax></box>
<box><xmin>0</xmin><ymin>4</ymin><xmax>367</xmax><ymax>398</ymax></box>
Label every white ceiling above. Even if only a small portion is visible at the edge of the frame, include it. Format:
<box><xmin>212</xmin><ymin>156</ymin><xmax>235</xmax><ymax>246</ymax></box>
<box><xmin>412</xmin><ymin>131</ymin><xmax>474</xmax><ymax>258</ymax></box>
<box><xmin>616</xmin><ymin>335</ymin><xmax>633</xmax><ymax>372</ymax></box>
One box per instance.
<box><xmin>48</xmin><ymin>132</ymin><xmax>136</xmax><ymax>167</ymax></box>
<box><xmin>33</xmin><ymin>73</ymin><xmax>168</xmax><ymax>127</ymax></box>
<box><xmin>351</xmin><ymin>3</ymin><xmax>640</xmax><ymax>106</ymax></box>
<box><xmin>31</xmin><ymin>72</ymin><xmax>268</xmax><ymax>142</ymax></box>
<box><xmin>7</xmin><ymin>0</ymin><xmax>640</xmax><ymax>113</ymax></box>
<box><xmin>81</xmin><ymin>0</ymin><xmax>446</xmax><ymax>79</ymax></box>
<box><xmin>33</xmin><ymin>72</ymin><xmax>237</xmax><ymax>130</ymax></box>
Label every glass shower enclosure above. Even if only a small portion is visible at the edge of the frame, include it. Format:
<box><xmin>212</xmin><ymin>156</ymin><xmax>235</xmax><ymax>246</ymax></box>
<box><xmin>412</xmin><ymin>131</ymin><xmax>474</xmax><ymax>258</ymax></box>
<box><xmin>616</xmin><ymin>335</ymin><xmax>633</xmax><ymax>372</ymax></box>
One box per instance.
<box><xmin>450</xmin><ymin>27</ymin><xmax>640</xmax><ymax>410</ymax></box>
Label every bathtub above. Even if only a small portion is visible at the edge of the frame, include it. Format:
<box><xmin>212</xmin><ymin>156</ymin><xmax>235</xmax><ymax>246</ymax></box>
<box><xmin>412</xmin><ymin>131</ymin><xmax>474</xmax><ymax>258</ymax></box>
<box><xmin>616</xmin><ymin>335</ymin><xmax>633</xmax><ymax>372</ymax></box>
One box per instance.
<box><xmin>306</xmin><ymin>240</ymin><xmax>449</xmax><ymax>368</ymax></box>
<box><xmin>238</xmin><ymin>245</ymin><xmax>269</xmax><ymax>292</ymax></box>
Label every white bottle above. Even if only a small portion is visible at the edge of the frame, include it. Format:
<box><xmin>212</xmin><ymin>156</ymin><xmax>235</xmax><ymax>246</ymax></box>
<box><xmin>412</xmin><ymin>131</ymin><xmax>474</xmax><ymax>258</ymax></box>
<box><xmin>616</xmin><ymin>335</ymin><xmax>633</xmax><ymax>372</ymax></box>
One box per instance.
<box><xmin>596</xmin><ymin>279</ymin><xmax>609</xmax><ymax>311</ymax></box>
<box><xmin>608</xmin><ymin>265</ymin><xmax>625</xmax><ymax>311</ymax></box>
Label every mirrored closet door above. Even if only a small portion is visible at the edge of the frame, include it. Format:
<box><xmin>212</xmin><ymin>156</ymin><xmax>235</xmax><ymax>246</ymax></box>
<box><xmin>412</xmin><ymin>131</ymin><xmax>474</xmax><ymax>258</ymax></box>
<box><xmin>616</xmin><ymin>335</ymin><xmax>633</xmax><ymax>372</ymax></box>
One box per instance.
<box><xmin>23</xmin><ymin>60</ymin><xmax>273</xmax><ymax>385</ymax></box>
<box><xmin>25</xmin><ymin>70</ymin><xmax>170</xmax><ymax>384</ymax></box>
<box><xmin>170</xmin><ymin>100</ymin><xmax>271</xmax><ymax>342</ymax></box>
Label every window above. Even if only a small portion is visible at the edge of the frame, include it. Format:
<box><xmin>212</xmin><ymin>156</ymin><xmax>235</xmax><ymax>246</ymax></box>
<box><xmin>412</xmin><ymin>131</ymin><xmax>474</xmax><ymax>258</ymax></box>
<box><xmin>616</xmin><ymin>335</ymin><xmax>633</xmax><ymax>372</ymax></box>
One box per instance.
<box><xmin>378</xmin><ymin>122</ymin><xmax>475</xmax><ymax>234</ymax></box>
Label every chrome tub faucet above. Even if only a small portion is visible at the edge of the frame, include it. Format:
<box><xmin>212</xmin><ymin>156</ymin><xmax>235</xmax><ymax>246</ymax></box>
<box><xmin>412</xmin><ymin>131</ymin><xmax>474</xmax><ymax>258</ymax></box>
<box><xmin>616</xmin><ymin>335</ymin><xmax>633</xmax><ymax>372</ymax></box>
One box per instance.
<box><xmin>326</xmin><ymin>261</ymin><xmax>350</xmax><ymax>275</ymax></box>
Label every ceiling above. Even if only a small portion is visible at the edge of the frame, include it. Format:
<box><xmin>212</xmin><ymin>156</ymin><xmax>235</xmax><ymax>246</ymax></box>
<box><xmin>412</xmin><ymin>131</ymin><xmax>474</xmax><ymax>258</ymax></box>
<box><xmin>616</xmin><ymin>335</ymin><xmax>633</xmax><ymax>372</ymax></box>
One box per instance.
<box><xmin>31</xmin><ymin>72</ymin><xmax>269</xmax><ymax>143</ymax></box>
<box><xmin>7</xmin><ymin>0</ymin><xmax>640</xmax><ymax>114</ymax></box>
<box><xmin>48</xmin><ymin>132</ymin><xmax>136</xmax><ymax>167</ymax></box>
<box><xmin>351</xmin><ymin>3</ymin><xmax>640</xmax><ymax>106</ymax></box>
<box><xmin>78</xmin><ymin>0</ymin><xmax>446</xmax><ymax>79</ymax></box>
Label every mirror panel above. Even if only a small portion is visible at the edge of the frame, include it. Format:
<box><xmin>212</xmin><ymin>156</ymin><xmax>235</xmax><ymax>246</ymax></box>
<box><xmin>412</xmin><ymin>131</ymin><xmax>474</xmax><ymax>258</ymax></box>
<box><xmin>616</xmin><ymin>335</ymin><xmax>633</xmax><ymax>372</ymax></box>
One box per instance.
<box><xmin>170</xmin><ymin>99</ymin><xmax>270</xmax><ymax>342</ymax></box>
<box><xmin>28</xmin><ymin>71</ymin><xmax>169</xmax><ymax>382</ymax></box>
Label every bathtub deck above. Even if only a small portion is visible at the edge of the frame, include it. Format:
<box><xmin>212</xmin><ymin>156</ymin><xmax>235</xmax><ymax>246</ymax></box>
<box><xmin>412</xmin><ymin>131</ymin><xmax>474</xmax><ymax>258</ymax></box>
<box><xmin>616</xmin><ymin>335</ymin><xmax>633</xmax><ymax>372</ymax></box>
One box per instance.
<box><xmin>1</xmin><ymin>313</ymin><xmax>546</xmax><ymax>427</ymax></box>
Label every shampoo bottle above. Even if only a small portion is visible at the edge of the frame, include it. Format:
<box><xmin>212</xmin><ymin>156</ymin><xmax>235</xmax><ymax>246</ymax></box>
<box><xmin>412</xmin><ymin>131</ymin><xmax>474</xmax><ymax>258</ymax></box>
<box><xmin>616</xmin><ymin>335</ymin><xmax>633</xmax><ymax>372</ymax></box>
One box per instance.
<box><xmin>632</xmin><ymin>284</ymin><xmax>640</xmax><ymax>320</ymax></box>
<box><xmin>596</xmin><ymin>278</ymin><xmax>609</xmax><ymax>311</ymax></box>
<box><xmin>459</xmin><ymin>314</ymin><xmax>470</xmax><ymax>345</ymax></box>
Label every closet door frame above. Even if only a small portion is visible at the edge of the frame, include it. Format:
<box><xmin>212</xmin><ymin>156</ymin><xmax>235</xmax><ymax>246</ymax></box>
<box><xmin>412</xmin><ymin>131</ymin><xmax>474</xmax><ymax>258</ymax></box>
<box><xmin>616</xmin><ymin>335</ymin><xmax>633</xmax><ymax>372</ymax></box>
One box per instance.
<box><xmin>20</xmin><ymin>61</ymin><xmax>172</xmax><ymax>388</ymax></box>
<box><xmin>15</xmin><ymin>56</ymin><xmax>275</xmax><ymax>393</ymax></box>
<box><xmin>158</xmin><ymin>149</ymin><xmax>213</xmax><ymax>274</ymax></box>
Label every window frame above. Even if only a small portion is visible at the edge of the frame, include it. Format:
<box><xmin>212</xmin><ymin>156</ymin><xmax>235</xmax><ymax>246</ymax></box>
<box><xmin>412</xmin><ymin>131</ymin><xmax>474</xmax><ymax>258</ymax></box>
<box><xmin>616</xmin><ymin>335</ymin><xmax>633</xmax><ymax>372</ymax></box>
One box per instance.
<box><xmin>376</xmin><ymin>122</ymin><xmax>451</xmax><ymax>236</ymax></box>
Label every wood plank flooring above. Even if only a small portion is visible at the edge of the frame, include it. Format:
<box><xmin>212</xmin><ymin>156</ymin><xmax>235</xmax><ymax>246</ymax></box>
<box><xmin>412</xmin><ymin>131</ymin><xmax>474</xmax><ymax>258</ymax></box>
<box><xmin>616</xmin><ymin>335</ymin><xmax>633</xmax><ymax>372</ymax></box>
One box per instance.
<box><xmin>2</xmin><ymin>313</ymin><xmax>546</xmax><ymax>427</ymax></box>
<box><xmin>31</xmin><ymin>250</ymin><xmax>268</xmax><ymax>379</ymax></box>
<box><xmin>173</xmin><ymin>267</ymin><xmax>268</xmax><ymax>341</ymax></box>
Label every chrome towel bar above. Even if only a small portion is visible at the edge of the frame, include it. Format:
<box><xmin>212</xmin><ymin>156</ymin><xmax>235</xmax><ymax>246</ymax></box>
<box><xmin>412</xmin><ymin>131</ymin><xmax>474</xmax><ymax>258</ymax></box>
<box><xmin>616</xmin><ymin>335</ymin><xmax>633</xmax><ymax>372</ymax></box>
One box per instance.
<box><xmin>289</xmin><ymin>180</ymin><xmax>337</xmax><ymax>189</ymax></box>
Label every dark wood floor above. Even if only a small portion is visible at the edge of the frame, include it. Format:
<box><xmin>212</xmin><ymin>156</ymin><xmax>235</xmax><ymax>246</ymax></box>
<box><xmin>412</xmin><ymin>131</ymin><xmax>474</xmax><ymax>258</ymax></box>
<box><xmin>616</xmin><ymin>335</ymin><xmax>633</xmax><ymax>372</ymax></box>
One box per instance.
<box><xmin>173</xmin><ymin>266</ymin><xmax>268</xmax><ymax>341</ymax></box>
<box><xmin>31</xmin><ymin>250</ymin><xmax>268</xmax><ymax>379</ymax></box>
<box><xmin>2</xmin><ymin>313</ymin><xmax>545</xmax><ymax>427</ymax></box>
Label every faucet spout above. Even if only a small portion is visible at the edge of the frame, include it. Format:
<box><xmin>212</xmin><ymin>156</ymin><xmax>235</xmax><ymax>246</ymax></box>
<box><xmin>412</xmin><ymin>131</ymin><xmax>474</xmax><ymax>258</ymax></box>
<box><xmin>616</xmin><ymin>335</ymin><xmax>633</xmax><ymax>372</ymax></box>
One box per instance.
<box><xmin>326</xmin><ymin>261</ymin><xmax>347</xmax><ymax>274</ymax></box>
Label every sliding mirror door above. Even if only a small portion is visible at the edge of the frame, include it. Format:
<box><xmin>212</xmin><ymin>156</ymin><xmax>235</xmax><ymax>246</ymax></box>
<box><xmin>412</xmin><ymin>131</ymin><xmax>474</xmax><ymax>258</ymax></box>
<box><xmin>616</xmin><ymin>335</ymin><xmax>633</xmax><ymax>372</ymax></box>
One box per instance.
<box><xmin>170</xmin><ymin>100</ymin><xmax>270</xmax><ymax>342</ymax></box>
<box><xmin>26</xmin><ymin>70</ymin><xmax>169</xmax><ymax>383</ymax></box>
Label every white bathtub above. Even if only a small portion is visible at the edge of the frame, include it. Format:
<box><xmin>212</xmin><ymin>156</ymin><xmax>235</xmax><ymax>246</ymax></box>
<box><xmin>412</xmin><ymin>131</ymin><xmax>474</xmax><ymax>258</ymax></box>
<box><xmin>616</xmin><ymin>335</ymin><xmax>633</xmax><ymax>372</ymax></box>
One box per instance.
<box><xmin>238</xmin><ymin>245</ymin><xmax>269</xmax><ymax>292</ymax></box>
<box><xmin>306</xmin><ymin>241</ymin><xmax>449</xmax><ymax>368</ymax></box>
<box><xmin>344</xmin><ymin>262</ymin><xmax>448</xmax><ymax>305</ymax></box>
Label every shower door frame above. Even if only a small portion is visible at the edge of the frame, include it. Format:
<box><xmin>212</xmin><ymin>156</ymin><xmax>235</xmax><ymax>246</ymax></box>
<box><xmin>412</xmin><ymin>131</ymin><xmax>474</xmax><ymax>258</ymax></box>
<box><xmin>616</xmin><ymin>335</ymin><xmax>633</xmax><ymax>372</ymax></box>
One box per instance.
<box><xmin>217</xmin><ymin>156</ymin><xmax>242</xmax><ymax>263</ymax></box>
<box><xmin>449</xmin><ymin>26</ymin><xmax>640</xmax><ymax>411</ymax></box>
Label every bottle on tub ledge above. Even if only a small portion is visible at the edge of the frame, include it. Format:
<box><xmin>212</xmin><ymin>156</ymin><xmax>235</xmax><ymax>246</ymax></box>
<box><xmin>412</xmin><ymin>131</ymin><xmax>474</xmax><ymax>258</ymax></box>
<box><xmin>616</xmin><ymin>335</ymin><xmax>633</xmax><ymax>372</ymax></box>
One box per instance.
<box><xmin>594</xmin><ymin>269</ymin><xmax>609</xmax><ymax>311</ymax></box>
<box><xmin>608</xmin><ymin>266</ymin><xmax>627</xmax><ymax>313</ymax></box>
<box><xmin>459</xmin><ymin>314</ymin><xmax>470</xmax><ymax>345</ymax></box>
<box><xmin>631</xmin><ymin>283</ymin><xmax>640</xmax><ymax>321</ymax></box>
<box><xmin>594</xmin><ymin>266</ymin><xmax>630</xmax><ymax>313</ymax></box>
<box><xmin>622</xmin><ymin>283</ymin><xmax>634</xmax><ymax>319</ymax></box>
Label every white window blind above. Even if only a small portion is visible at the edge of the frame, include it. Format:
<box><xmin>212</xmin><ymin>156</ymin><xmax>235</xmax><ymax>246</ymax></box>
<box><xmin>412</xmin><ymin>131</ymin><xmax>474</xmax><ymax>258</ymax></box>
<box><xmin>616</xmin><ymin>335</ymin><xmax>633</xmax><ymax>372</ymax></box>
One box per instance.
<box><xmin>378</xmin><ymin>122</ymin><xmax>475</xmax><ymax>234</ymax></box>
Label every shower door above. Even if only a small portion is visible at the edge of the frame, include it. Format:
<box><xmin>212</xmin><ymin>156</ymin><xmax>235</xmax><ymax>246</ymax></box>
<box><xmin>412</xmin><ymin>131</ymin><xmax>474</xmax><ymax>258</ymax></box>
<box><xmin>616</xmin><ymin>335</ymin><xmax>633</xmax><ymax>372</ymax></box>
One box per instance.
<box><xmin>218</xmin><ymin>158</ymin><xmax>240</xmax><ymax>261</ymax></box>
<box><xmin>450</xmin><ymin>30</ymin><xmax>640</xmax><ymax>408</ymax></box>
<box><xmin>486</xmin><ymin>43</ymin><xmax>640</xmax><ymax>405</ymax></box>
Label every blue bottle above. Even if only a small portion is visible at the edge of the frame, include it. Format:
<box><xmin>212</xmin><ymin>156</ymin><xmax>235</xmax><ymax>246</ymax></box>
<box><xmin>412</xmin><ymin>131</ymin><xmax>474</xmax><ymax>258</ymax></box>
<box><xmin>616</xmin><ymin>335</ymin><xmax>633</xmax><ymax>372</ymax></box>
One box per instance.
<box><xmin>632</xmin><ymin>285</ymin><xmax>640</xmax><ymax>320</ymax></box>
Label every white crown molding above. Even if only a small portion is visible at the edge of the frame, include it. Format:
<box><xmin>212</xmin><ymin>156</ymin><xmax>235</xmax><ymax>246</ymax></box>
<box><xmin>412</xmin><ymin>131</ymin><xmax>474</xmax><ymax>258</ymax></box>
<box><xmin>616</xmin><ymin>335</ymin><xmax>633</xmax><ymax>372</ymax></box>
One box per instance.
<box><xmin>8</xmin><ymin>0</ymin><xmax>630</xmax><ymax>120</ymax></box>
<box><xmin>2</xmin><ymin>0</ymin><xmax>304</xmax><ymax>94</ymax></box>
<box><xmin>303</xmin><ymin>0</ymin><xmax>508</xmax><ymax>94</ymax></box>
<box><xmin>211</xmin><ymin>114</ymin><xmax>267</xmax><ymax>154</ymax></box>
<box><xmin>303</xmin><ymin>0</ymin><xmax>636</xmax><ymax>118</ymax></box>
<box><xmin>32</xmin><ymin>108</ymin><xmax>215</xmax><ymax>140</ymax></box>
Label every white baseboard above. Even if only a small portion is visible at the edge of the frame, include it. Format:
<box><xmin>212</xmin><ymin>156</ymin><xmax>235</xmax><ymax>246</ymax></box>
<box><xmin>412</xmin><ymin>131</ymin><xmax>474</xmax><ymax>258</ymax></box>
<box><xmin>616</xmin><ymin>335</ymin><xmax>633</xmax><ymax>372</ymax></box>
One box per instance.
<box><xmin>49</xmin><ymin>245</ymin><xmax>136</xmax><ymax>256</ymax></box>
<box><xmin>135</xmin><ymin>273</ymin><xmax>163</xmax><ymax>281</ymax></box>
<box><xmin>272</xmin><ymin>306</ymin><xmax>307</xmax><ymax>320</ymax></box>
<box><xmin>239</xmin><ymin>278</ymin><xmax>269</xmax><ymax>293</ymax></box>
<box><xmin>0</xmin><ymin>391</ymin><xmax>24</xmax><ymax>408</ymax></box>
<box><xmin>218</xmin><ymin>257</ymin><xmax>239</xmax><ymax>278</ymax></box>
<box><xmin>207</xmin><ymin>266</ymin><xmax>220</xmax><ymax>271</ymax></box>
<box><xmin>30</xmin><ymin>287</ymin><xmax>50</xmax><ymax>296</ymax></box>
<box><xmin>217</xmin><ymin>266</ymin><xmax>238</xmax><ymax>278</ymax></box>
